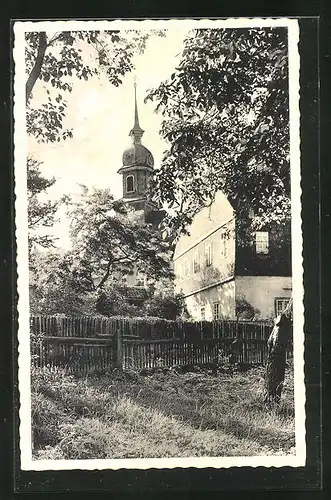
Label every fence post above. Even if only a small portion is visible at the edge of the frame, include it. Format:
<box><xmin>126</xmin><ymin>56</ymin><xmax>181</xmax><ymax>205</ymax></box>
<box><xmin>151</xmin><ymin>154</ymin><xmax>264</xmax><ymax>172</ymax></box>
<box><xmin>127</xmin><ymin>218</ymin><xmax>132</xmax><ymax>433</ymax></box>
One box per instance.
<box><xmin>115</xmin><ymin>326</ymin><xmax>123</xmax><ymax>369</ymax></box>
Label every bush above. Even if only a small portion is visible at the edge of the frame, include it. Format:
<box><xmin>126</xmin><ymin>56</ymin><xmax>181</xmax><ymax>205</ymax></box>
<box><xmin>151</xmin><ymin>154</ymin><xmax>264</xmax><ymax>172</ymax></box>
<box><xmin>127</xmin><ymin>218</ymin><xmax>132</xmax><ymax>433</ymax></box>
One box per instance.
<box><xmin>236</xmin><ymin>296</ymin><xmax>260</xmax><ymax>320</ymax></box>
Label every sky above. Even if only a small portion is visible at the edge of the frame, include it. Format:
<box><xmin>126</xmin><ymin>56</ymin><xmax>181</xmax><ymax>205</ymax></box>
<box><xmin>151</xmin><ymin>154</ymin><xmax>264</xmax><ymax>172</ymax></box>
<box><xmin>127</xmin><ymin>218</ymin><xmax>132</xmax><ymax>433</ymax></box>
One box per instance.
<box><xmin>28</xmin><ymin>29</ymin><xmax>189</xmax><ymax>248</ymax></box>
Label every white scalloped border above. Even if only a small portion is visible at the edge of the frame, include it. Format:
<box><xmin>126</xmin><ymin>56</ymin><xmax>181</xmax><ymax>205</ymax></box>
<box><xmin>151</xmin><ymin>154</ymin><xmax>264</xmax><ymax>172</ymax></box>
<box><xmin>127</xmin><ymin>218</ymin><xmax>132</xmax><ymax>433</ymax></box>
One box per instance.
<box><xmin>14</xmin><ymin>17</ymin><xmax>305</xmax><ymax>471</ymax></box>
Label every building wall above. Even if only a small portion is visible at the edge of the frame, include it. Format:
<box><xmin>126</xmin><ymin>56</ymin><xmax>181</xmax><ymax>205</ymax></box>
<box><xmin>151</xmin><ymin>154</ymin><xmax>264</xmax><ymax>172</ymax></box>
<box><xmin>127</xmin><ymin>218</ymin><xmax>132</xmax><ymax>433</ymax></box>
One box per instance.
<box><xmin>173</xmin><ymin>191</ymin><xmax>236</xmax><ymax>298</ymax></box>
<box><xmin>184</xmin><ymin>279</ymin><xmax>236</xmax><ymax>321</ymax></box>
<box><xmin>136</xmin><ymin>169</ymin><xmax>147</xmax><ymax>195</ymax></box>
<box><xmin>235</xmin><ymin>275</ymin><xmax>292</xmax><ymax>319</ymax></box>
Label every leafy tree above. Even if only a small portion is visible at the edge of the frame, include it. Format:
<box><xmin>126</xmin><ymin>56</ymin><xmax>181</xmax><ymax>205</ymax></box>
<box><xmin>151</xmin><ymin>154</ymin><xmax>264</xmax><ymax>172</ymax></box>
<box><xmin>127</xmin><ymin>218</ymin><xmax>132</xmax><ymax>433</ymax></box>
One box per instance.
<box><xmin>27</xmin><ymin>157</ymin><xmax>68</xmax><ymax>250</ymax></box>
<box><xmin>29</xmin><ymin>249</ymin><xmax>97</xmax><ymax>315</ymax></box>
<box><xmin>29</xmin><ymin>187</ymin><xmax>174</xmax><ymax>316</ymax></box>
<box><xmin>67</xmin><ymin>186</ymin><xmax>173</xmax><ymax>292</ymax></box>
<box><xmin>146</xmin><ymin>27</ymin><xmax>290</xmax><ymax>237</ymax></box>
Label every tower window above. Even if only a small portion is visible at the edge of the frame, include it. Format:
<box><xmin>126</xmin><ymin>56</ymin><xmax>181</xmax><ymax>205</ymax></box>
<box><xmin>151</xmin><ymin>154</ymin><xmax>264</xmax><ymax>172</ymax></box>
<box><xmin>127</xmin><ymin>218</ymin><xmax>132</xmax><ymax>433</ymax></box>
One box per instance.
<box><xmin>126</xmin><ymin>175</ymin><xmax>134</xmax><ymax>193</ymax></box>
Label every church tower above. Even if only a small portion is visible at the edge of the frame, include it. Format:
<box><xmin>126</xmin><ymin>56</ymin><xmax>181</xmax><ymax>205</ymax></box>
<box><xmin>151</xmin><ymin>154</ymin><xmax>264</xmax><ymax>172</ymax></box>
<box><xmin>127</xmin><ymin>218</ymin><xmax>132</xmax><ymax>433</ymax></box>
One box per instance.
<box><xmin>117</xmin><ymin>82</ymin><xmax>164</xmax><ymax>226</ymax></box>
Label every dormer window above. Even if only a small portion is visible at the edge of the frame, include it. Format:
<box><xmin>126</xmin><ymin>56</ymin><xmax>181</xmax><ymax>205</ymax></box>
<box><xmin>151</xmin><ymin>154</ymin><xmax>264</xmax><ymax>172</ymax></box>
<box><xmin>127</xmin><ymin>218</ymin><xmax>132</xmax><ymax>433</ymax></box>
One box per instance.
<box><xmin>255</xmin><ymin>231</ymin><xmax>269</xmax><ymax>254</ymax></box>
<box><xmin>126</xmin><ymin>175</ymin><xmax>134</xmax><ymax>193</ymax></box>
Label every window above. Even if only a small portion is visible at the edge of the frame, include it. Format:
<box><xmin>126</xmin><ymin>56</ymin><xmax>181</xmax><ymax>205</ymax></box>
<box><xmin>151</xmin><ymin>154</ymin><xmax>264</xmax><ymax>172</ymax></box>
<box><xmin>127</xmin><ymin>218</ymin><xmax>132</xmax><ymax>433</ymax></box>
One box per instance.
<box><xmin>213</xmin><ymin>302</ymin><xmax>220</xmax><ymax>320</ymax></box>
<box><xmin>126</xmin><ymin>175</ymin><xmax>134</xmax><ymax>193</ymax></box>
<box><xmin>136</xmin><ymin>273</ymin><xmax>145</xmax><ymax>287</ymax></box>
<box><xmin>201</xmin><ymin>306</ymin><xmax>206</xmax><ymax>320</ymax></box>
<box><xmin>121</xmin><ymin>275</ymin><xmax>127</xmax><ymax>285</ymax></box>
<box><xmin>184</xmin><ymin>260</ymin><xmax>190</xmax><ymax>277</ymax></box>
<box><xmin>205</xmin><ymin>243</ymin><xmax>212</xmax><ymax>267</ymax></box>
<box><xmin>193</xmin><ymin>252</ymin><xmax>200</xmax><ymax>273</ymax></box>
<box><xmin>275</xmin><ymin>298</ymin><xmax>291</xmax><ymax>317</ymax></box>
<box><xmin>255</xmin><ymin>231</ymin><xmax>269</xmax><ymax>254</ymax></box>
<box><xmin>220</xmin><ymin>233</ymin><xmax>228</xmax><ymax>258</ymax></box>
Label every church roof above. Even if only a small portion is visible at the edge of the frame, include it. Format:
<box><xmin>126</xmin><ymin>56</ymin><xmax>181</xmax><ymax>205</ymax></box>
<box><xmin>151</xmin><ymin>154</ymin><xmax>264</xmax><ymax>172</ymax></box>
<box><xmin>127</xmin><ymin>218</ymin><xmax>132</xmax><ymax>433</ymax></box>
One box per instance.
<box><xmin>122</xmin><ymin>144</ymin><xmax>154</xmax><ymax>168</ymax></box>
<box><xmin>121</xmin><ymin>81</ymin><xmax>154</xmax><ymax>169</ymax></box>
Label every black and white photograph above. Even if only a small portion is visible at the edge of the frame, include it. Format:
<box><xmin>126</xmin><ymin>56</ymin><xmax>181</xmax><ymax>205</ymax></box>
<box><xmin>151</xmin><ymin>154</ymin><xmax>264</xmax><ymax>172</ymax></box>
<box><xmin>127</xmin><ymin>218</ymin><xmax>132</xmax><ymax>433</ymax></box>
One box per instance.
<box><xmin>13</xmin><ymin>18</ymin><xmax>305</xmax><ymax>470</ymax></box>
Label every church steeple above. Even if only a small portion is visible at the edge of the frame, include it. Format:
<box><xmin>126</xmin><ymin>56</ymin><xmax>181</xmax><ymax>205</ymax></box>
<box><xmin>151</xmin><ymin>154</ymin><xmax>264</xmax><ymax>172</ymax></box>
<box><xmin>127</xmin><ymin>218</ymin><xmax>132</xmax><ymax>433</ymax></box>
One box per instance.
<box><xmin>117</xmin><ymin>78</ymin><xmax>165</xmax><ymax>227</ymax></box>
<box><xmin>129</xmin><ymin>81</ymin><xmax>144</xmax><ymax>145</ymax></box>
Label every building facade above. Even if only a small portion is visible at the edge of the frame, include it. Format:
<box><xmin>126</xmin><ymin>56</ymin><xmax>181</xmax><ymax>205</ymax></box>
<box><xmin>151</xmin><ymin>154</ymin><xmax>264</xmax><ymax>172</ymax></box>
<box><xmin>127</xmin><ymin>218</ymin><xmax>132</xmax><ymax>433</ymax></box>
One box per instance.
<box><xmin>173</xmin><ymin>191</ymin><xmax>292</xmax><ymax>320</ymax></box>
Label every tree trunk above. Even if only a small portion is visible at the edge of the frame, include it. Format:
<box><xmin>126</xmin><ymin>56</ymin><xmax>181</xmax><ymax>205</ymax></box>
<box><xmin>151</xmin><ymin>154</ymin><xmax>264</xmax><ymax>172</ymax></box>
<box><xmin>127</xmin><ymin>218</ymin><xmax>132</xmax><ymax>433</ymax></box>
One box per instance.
<box><xmin>26</xmin><ymin>32</ymin><xmax>47</xmax><ymax>105</ymax></box>
<box><xmin>265</xmin><ymin>311</ymin><xmax>292</xmax><ymax>404</ymax></box>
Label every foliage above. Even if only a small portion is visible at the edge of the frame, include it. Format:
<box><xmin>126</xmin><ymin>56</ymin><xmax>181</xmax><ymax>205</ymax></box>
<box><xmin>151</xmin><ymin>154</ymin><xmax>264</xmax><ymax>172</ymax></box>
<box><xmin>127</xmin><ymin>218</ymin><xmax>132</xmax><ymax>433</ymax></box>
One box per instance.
<box><xmin>146</xmin><ymin>27</ymin><xmax>290</xmax><ymax>237</ymax></box>
<box><xmin>27</xmin><ymin>157</ymin><xmax>69</xmax><ymax>250</ymax></box>
<box><xmin>95</xmin><ymin>283</ymin><xmax>143</xmax><ymax>317</ymax></box>
<box><xmin>145</xmin><ymin>278</ymin><xmax>190</xmax><ymax>320</ymax></box>
<box><xmin>236</xmin><ymin>296</ymin><xmax>261</xmax><ymax>320</ymax></box>
<box><xmin>143</xmin><ymin>293</ymin><xmax>186</xmax><ymax>320</ymax></box>
<box><xmin>26</xmin><ymin>29</ymin><xmax>164</xmax><ymax>142</ymax></box>
<box><xmin>67</xmin><ymin>186</ymin><xmax>173</xmax><ymax>291</ymax></box>
<box><xmin>29</xmin><ymin>249</ymin><xmax>98</xmax><ymax>316</ymax></box>
<box><xmin>95</xmin><ymin>277</ymin><xmax>189</xmax><ymax>320</ymax></box>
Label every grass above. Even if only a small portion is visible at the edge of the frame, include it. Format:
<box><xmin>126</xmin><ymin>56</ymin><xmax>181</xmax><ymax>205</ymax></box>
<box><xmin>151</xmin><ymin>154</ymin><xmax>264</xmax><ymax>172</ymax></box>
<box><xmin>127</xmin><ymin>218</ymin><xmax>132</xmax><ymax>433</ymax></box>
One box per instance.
<box><xmin>31</xmin><ymin>363</ymin><xmax>295</xmax><ymax>460</ymax></box>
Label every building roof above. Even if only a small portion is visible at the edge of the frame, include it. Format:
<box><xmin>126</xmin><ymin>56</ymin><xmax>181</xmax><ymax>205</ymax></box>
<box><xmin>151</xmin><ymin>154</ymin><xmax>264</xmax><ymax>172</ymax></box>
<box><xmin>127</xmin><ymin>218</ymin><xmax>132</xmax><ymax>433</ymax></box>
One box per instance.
<box><xmin>122</xmin><ymin>143</ymin><xmax>154</xmax><ymax>168</ymax></box>
<box><xmin>121</xmin><ymin>82</ymin><xmax>154</xmax><ymax>169</ymax></box>
<box><xmin>124</xmin><ymin>286</ymin><xmax>149</xmax><ymax>301</ymax></box>
<box><xmin>174</xmin><ymin>191</ymin><xmax>235</xmax><ymax>258</ymax></box>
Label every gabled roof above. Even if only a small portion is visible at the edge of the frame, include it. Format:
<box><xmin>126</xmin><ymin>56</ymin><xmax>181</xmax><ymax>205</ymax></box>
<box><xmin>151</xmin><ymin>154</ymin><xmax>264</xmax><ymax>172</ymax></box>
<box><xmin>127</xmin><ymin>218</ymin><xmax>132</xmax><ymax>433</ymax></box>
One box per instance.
<box><xmin>174</xmin><ymin>191</ymin><xmax>235</xmax><ymax>258</ymax></box>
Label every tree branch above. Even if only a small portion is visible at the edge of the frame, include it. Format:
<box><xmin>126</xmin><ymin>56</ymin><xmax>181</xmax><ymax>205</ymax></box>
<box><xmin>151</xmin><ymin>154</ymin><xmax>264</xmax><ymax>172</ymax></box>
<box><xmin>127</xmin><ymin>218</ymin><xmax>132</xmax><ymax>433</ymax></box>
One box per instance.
<box><xmin>47</xmin><ymin>32</ymin><xmax>64</xmax><ymax>47</ymax></box>
<box><xmin>26</xmin><ymin>31</ymin><xmax>48</xmax><ymax>105</ymax></box>
<box><xmin>97</xmin><ymin>257</ymin><xmax>114</xmax><ymax>290</ymax></box>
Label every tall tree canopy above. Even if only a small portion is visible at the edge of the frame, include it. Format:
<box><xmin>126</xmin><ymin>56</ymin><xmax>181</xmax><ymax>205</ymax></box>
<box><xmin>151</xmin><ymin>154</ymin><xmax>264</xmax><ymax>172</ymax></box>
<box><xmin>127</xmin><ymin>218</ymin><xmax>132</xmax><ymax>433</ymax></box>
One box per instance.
<box><xmin>146</xmin><ymin>27</ymin><xmax>290</xmax><ymax>236</ymax></box>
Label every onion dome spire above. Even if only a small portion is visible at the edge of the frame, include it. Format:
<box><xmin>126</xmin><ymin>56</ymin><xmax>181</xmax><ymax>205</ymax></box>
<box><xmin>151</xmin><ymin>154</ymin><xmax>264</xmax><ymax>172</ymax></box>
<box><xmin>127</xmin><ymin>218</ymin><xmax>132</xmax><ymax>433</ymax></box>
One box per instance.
<box><xmin>129</xmin><ymin>80</ymin><xmax>144</xmax><ymax>145</ymax></box>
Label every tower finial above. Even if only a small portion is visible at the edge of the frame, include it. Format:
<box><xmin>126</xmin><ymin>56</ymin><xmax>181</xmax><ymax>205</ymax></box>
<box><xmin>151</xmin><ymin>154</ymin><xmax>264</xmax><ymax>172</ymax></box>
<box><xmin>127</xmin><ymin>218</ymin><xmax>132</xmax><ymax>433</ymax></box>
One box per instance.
<box><xmin>130</xmin><ymin>76</ymin><xmax>144</xmax><ymax>145</ymax></box>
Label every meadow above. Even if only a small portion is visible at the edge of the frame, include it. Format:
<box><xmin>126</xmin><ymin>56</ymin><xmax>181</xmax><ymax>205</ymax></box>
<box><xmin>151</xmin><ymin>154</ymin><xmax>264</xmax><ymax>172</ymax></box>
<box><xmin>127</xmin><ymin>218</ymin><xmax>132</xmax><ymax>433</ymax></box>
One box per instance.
<box><xmin>31</xmin><ymin>363</ymin><xmax>295</xmax><ymax>460</ymax></box>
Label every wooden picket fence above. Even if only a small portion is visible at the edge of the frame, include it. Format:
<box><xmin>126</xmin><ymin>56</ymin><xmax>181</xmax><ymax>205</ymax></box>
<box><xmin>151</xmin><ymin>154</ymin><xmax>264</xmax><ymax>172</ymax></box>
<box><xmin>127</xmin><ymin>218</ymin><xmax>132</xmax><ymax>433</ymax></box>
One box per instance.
<box><xmin>30</xmin><ymin>315</ymin><xmax>292</xmax><ymax>375</ymax></box>
<box><xmin>30</xmin><ymin>315</ymin><xmax>274</xmax><ymax>341</ymax></box>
